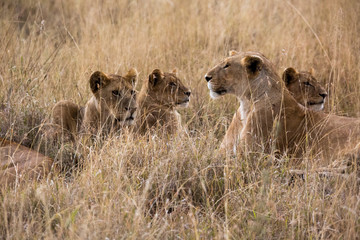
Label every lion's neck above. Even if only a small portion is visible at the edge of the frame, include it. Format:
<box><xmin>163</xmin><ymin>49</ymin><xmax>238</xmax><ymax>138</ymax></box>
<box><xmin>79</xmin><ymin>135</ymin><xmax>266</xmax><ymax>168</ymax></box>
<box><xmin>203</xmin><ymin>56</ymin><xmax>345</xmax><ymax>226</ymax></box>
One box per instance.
<box><xmin>253</xmin><ymin>67</ymin><xmax>280</xmax><ymax>96</ymax></box>
<box><xmin>237</xmin><ymin>98</ymin><xmax>250</xmax><ymax>121</ymax></box>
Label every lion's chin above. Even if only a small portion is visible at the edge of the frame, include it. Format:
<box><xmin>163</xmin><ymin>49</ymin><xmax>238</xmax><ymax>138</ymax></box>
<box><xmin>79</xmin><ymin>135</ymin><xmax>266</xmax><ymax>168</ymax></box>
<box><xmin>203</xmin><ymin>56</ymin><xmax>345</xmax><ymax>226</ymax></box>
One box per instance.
<box><xmin>207</xmin><ymin>83</ymin><xmax>227</xmax><ymax>99</ymax></box>
<box><xmin>308</xmin><ymin>103</ymin><xmax>324</xmax><ymax>111</ymax></box>
<box><xmin>125</xmin><ymin>114</ymin><xmax>137</xmax><ymax>125</ymax></box>
<box><xmin>114</xmin><ymin>116</ymin><xmax>135</xmax><ymax>126</ymax></box>
<box><xmin>210</xmin><ymin>91</ymin><xmax>221</xmax><ymax>99</ymax></box>
<box><xmin>308</xmin><ymin>100</ymin><xmax>325</xmax><ymax>111</ymax></box>
<box><xmin>176</xmin><ymin>99</ymin><xmax>190</xmax><ymax>108</ymax></box>
<box><xmin>177</xmin><ymin>101</ymin><xmax>189</xmax><ymax>108</ymax></box>
<box><xmin>121</xmin><ymin>118</ymin><xmax>135</xmax><ymax>126</ymax></box>
<box><xmin>210</xmin><ymin>89</ymin><xmax>227</xmax><ymax>99</ymax></box>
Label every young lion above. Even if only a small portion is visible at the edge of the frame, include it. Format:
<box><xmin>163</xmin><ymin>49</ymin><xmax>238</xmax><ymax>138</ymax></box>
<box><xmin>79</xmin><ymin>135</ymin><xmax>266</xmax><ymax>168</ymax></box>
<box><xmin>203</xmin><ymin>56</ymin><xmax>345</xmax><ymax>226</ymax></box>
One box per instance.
<box><xmin>205</xmin><ymin>51</ymin><xmax>360</xmax><ymax>161</ymax></box>
<box><xmin>0</xmin><ymin>137</ymin><xmax>53</xmax><ymax>185</ymax></box>
<box><xmin>52</xmin><ymin>69</ymin><xmax>138</xmax><ymax>138</ymax></box>
<box><xmin>135</xmin><ymin>69</ymin><xmax>191</xmax><ymax>135</ymax></box>
<box><xmin>283</xmin><ymin>67</ymin><xmax>327</xmax><ymax>111</ymax></box>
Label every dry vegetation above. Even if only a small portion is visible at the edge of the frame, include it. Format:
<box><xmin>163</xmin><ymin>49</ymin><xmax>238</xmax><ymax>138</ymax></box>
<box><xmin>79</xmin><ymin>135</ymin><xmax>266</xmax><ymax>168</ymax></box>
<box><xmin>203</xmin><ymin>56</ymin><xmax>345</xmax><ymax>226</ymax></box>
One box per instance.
<box><xmin>1</xmin><ymin>0</ymin><xmax>359</xmax><ymax>238</ymax></box>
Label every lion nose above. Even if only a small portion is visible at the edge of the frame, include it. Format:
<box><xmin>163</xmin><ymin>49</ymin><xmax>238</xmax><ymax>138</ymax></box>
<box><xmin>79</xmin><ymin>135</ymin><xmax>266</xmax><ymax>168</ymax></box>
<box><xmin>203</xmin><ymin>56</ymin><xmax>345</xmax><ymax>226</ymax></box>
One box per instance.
<box><xmin>185</xmin><ymin>91</ymin><xmax>191</xmax><ymax>97</ymax></box>
<box><xmin>205</xmin><ymin>75</ymin><xmax>212</xmax><ymax>82</ymax></box>
<box><xmin>320</xmin><ymin>93</ymin><xmax>327</xmax><ymax>98</ymax></box>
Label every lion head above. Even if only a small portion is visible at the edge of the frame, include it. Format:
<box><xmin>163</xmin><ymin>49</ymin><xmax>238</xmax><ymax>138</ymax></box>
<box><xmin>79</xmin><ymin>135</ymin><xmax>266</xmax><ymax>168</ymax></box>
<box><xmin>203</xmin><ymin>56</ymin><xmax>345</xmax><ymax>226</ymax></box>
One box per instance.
<box><xmin>146</xmin><ymin>69</ymin><xmax>191</xmax><ymax>107</ymax></box>
<box><xmin>282</xmin><ymin>68</ymin><xmax>327</xmax><ymax>111</ymax></box>
<box><xmin>204</xmin><ymin>51</ymin><xmax>277</xmax><ymax>100</ymax></box>
<box><xmin>89</xmin><ymin>68</ymin><xmax>138</xmax><ymax>126</ymax></box>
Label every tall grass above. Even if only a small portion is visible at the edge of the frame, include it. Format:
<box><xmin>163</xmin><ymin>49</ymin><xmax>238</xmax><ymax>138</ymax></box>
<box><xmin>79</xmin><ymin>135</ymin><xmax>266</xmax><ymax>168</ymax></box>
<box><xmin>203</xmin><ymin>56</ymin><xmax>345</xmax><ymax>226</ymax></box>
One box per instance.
<box><xmin>0</xmin><ymin>0</ymin><xmax>359</xmax><ymax>238</ymax></box>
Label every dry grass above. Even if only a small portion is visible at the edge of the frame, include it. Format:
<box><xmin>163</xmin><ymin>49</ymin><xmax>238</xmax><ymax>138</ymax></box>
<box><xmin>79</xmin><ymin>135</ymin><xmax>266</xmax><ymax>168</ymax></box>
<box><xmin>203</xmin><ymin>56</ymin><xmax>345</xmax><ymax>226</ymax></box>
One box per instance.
<box><xmin>1</xmin><ymin>0</ymin><xmax>359</xmax><ymax>238</ymax></box>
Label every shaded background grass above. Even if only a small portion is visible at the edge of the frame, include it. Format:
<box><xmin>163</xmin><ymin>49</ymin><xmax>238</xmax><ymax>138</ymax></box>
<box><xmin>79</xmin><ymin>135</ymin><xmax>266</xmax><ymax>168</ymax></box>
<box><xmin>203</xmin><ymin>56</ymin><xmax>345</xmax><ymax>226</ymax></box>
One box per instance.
<box><xmin>0</xmin><ymin>0</ymin><xmax>359</xmax><ymax>238</ymax></box>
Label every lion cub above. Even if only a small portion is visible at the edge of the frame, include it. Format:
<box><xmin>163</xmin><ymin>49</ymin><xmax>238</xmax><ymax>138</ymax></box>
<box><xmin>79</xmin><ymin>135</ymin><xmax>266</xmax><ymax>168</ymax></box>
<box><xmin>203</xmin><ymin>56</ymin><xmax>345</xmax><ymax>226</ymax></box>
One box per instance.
<box><xmin>52</xmin><ymin>69</ymin><xmax>138</xmax><ymax>138</ymax></box>
<box><xmin>135</xmin><ymin>69</ymin><xmax>191</xmax><ymax>135</ymax></box>
<box><xmin>282</xmin><ymin>67</ymin><xmax>327</xmax><ymax>111</ymax></box>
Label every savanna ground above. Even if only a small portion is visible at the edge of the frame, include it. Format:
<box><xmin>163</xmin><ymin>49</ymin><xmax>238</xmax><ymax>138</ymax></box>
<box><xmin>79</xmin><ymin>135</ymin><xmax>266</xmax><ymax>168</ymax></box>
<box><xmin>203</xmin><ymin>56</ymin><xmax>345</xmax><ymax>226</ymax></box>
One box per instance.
<box><xmin>1</xmin><ymin>0</ymin><xmax>359</xmax><ymax>239</ymax></box>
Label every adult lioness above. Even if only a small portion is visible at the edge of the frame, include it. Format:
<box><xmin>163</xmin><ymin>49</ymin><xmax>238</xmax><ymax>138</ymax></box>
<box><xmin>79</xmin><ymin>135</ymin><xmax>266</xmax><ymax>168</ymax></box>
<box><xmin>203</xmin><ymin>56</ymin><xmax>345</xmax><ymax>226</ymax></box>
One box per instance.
<box><xmin>205</xmin><ymin>51</ymin><xmax>360</xmax><ymax>160</ymax></box>
<box><xmin>0</xmin><ymin>137</ymin><xmax>53</xmax><ymax>185</ymax></box>
<box><xmin>135</xmin><ymin>69</ymin><xmax>191</xmax><ymax>135</ymax></box>
<box><xmin>52</xmin><ymin>68</ymin><xmax>138</xmax><ymax>138</ymax></box>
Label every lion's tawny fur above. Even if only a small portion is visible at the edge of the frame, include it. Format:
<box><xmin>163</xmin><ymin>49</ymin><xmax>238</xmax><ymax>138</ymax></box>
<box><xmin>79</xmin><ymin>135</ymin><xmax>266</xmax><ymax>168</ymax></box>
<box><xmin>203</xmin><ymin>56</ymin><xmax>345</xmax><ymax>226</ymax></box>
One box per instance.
<box><xmin>136</xmin><ymin>69</ymin><xmax>191</xmax><ymax>135</ymax></box>
<box><xmin>52</xmin><ymin>69</ymin><xmax>138</xmax><ymax>138</ymax></box>
<box><xmin>0</xmin><ymin>138</ymin><xmax>53</xmax><ymax>185</ymax></box>
<box><xmin>206</xmin><ymin>51</ymin><xmax>360</xmax><ymax>161</ymax></box>
<box><xmin>220</xmin><ymin>67</ymin><xmax>328</xmax><ymax>151</ymax></box>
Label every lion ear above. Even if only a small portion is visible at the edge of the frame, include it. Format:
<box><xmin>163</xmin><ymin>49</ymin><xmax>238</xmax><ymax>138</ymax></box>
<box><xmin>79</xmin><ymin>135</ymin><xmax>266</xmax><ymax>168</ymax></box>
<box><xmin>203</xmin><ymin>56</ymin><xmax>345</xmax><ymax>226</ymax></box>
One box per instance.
<box><xmin>309</xmin><ymin>67</ymin><xmax>315</xmax><ymax>76</ymax></box>
<box><xmin>149</xmin><ymin>69</ymin><xmax>164</xmax><ymax>87</ymax></box>
<box><xmin>229</xmin><ymin>50</ymin><xmax>239</xmax><ymax>56</ymax></box>
<box><xmin>241</xmin><ymin>55</ymin><xmax>263</xmax><ymax>80</ymax></box>
<box><xmin>124</xmin><ymin>68</ymin><xmax>138</xmax><ymax>86</ymax></box>
<box><xmin>282</xmin><ymin>67</ymin><xmax>298</xmax><ymax>86</ymax></box>
<box><xmin>89</xmin><ymin>71</ymin><xmax>110</xmax><ymax>94</ymax></box>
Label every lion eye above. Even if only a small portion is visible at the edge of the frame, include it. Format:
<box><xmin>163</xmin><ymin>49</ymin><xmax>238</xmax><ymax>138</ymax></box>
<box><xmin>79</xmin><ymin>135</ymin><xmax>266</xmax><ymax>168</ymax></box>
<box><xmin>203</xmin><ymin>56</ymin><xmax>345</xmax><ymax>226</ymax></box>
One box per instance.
<box><xmin>169</xmin><ymin>82</ymin><xmax>177</xmax><ymax>87</ymax></box>
<box><xmin>303</xmin><ymin>82</ymin><xmax>311</xmax><ymax>86</ymax></box>
<box><xmin>112</xmin><ymin>90</ymin><xmax>121</xmax><ymax>96</ymax></box>
<box><xmin>130</xmin><ymin>90</ymin><xmax>136</xmax><ymax>96</ymax></box>
<box><xmin>223</xmin><ymin>63</ymin><xmax>230</xmax><ymax>69</ymax></box>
